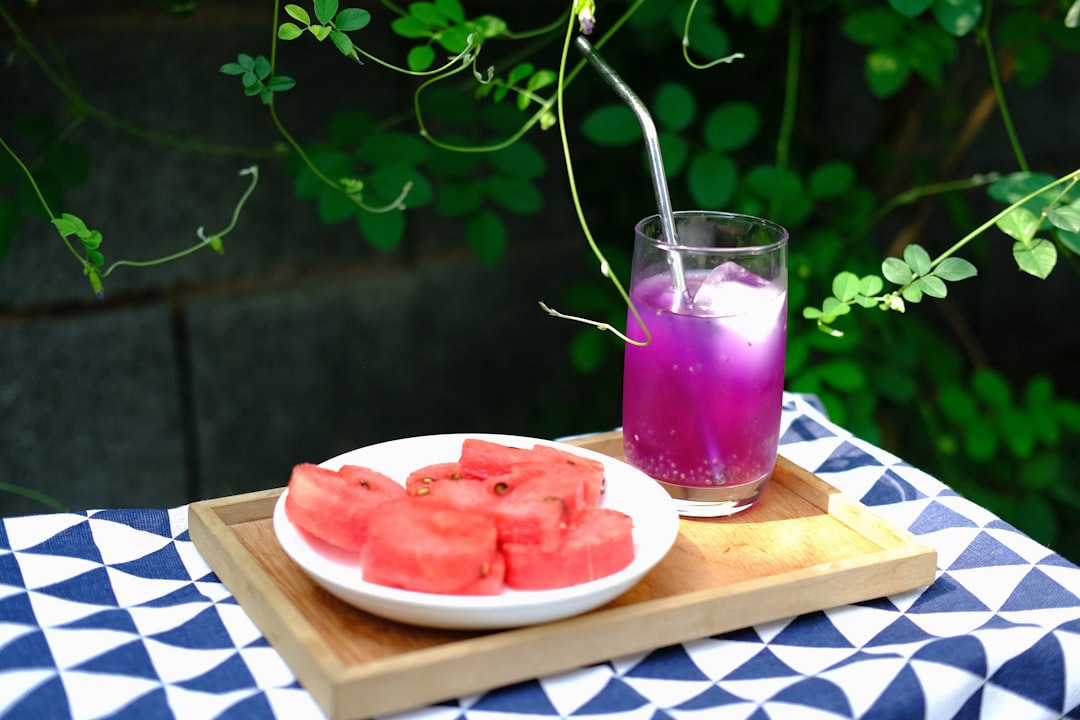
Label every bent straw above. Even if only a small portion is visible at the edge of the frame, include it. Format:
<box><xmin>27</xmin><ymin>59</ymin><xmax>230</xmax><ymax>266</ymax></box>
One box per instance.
<box><xmin>574</xmin><ymin>36</ymin><xmax>690</xmax><ymax>301</ymax></box>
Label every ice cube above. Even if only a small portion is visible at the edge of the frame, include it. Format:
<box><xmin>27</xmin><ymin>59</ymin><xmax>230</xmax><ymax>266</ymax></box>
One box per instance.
<box><xmin>691</xmin><ymin>261</ymin><xmax>770</xmax><ymax>315</ymax></box>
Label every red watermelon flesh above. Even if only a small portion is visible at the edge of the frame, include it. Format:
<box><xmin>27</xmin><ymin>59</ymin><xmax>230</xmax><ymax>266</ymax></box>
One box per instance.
<box><xmin>456</xmin><ymin>552</ymin><xmax>506</xmax><ymax>596</ymax></box>
<box><xmin>361</xmin><ymin>499</ymin><xmax>500</xmax><ymax>595</ymax></box>
<box><xmin>502</xmin><ymin>508</ymin><xmax>635</xmax><ymax>590</ymax></box>
<box><xmin>529</xmin><ymin>445</ymin><xmax>606</xmax><ymax>506</ymax></box>
<box><xmin>285</xmin><ymin>463</ymin><xmax>405</xmax><ymax>551</ymax></box>
<box><xmin>458</xmin><ymin>438</ymin><xmax>539</xmax><ymax>477</ymax></box>
<box><xmin>405</xmin><ymin>462</ymin><xmax>482</xmax><ymax>494</ymax></box>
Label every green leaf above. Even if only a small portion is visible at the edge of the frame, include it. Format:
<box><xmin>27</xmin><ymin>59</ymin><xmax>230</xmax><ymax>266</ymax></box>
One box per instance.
<box><xmin>901</xmin><ymin>283</ymin><xmax>924</xmax><ymax>303</ymax></box>
<box><xmin>808</xmin><ymin>162</ymin><xmax>855</xmax><ymax>199</ymax></box>
<box><xmin>1056</xmin><ymin>399</ymin><xmax>1080</xmax><ymax>432</ymax></box>
<box><xmin>266</xmin><ymin>75</ymin><xmax>296</xmax><ymax>92</ymax></box>
<box><xmin>507</xmin><ymin>62</ymin><xmax>534</xmax><ymax>85</ymax></box>
<box><xmin>865</xmin><ymin>47</ymin><xmax>911</xmax><ymax>97</ymax></box>
<box><xmin>581</xmin><ymin>105</ymin><xmax>640</xmax><ymax>146</ymax></box>
<box><xmin>915</xmin><ymin>275</ymin><xmax>947</xmax><ymax>298</ymax></box>
<box><xmin>253</xmin><ymin>55</ymin><xmax>271</xmax><ymax>78</ymax></box>
<box><xmin>309</xmin><ymin>24</ymin><xmax>332</xmax><ymax>41</ymax></box>
<box><xmin>284</xmin><ymin>4</ymin><xmax>311</xmax><ymax>24</ymax></box>
<box><xmin>357</xmin><ymin>131</ymin><xmax>429</xmax><ymax>166</ymax></box>
<box><xmin>391</xmin><ymin>16</ymin><xmax>431</xmax><ymax>38</ymax></box>
<box><xmin>314</xmin><ymin>0</ymin><xmax>339</xmax><ymax>24</ymax></box>
<box><xmin>658</xmin><ymin>132</ymin><xmax>689</xmax><ymax>177</ymax></box>
<box><xmin>278</xmin><ymin>22</ymin><xmax>304</xmax><ymax>40</ymax></box>
<box><xmin>938</xmin><ymin>382</ymin><xmax>978</xmax><ymax>423</ymax></box>
<box><xmin>972</xmin><ymin>367</ymin><xmax>1011</xmax><ymax>407</ymax></box>
<box><xmin>702</xmin><ymin>102</ymin><xmax>760</xmax><ymax>152</ymax></box>
<box><xmin>334</xmin><ymin>8</ymin><xmax>371</xmax><ymax>31</ymax></box>
<box><xmin>526</xmin><ymin>69</ymin><xmax>557</xmax><ymax>93</ymax></box>
<box><xmin>410</xmin><ymin>1</ymin><xmax>447</xmax><ymax>27</ymax></box>
<box><xmin>485</xmin><ymin>178</ymin><xmax>541</xmax><ymax>214</ymax></box>
<box><xmin>843</xmin><ymin>9</ymin><xmax>905</xmax><ymax>45</ymax></box>
<box><xmin>832</xmin><ymin>271</ymin><xmax>861</xmax><ymax>302</ymax></box>
<box><xmin>1059</xmin><ymin>228</ymin><xmax>1080</xmax><ymax>256</ymax></box>
<box><xmin>889</xmin><ymin>0</ymin><xmax>935</xmax><ymax>17</ymax></box>
<box><xmin>219</xmin><ymin>62</ymin><xmax>247</xmax><ymax>75</ymax></box>
<box><xmin>358</xmin><ymin>207</ymin><xmax>405</xmax><ymax>250</ymax></box>
<box><xmin>435</xmin><ymin>0</ymin><xmax>465</xmax><ymax>24</ymax></box>
<box><xmin>654</xmin><ymin>83</ymin><xmax>696</xmax><ymax>132</ymax></box>
<box><xmin>933</xmin><ymin>256</ymin><xmax>977</xmax><ymax>281</ymax></box>
<box><xmin>821</xmin><ymin>297</ymin><xmax>851</xmax><ymax>318</ymax></box>
<box><xmin>997</xmin><ymin>206</ymin><xmax>1039</xmax><ymax>243</ymax></box>
<box><xmin>859</xmin><ymin>275</ymin><xmax>884</xmax><ymax>296</ymax></box>
<box><xmin>988</xmin><ymin>172</ymin><xmax>1057</xmax><ymax>205</ymax></box>
<box><xmin>1013</xmin><ymin>39</ymin><xmax>1053</xmax><ymax>87</ymax></box>
<box><xmin>569</xmin><ymin>329</ymin><xmax>607</xmax><ymax>374</ymax></box>
<box><xmin>748</xmin><ymin>0</ymin><xmax>781</xmax><ymax>27</ymax></box>
<box><xmin>1012</xmin><ymin>237</ymin><xmax>1057</xmax><ymax>278</ymax></box>
<box><xmin>932</xmin><ymin>0</ymin><xmax>982</xmax><ymax>37</ymax></box>
<box><xmin>466</xmin><ymin>210</ymin><xmax>507</xmax><ymax>265</ymax></box>
<box><xmin>1049</xmin><ymin>205</ymin><xmax>1080</xmax><ymax>233</ymax></box>
<box><xmin>818</xmin><ymin>358</ymin><xmax>867</xmax><ymax>392</ymax></box>
<box><xmin>687</xmin><ymin>153</ymin><xmax>737</xmax><ymax>209</ymax></box>
<box><xmin>52</xmin><ymin>212</ymin><xmax>87</xmax><ymax>237</ymax></box>
<box><xmin>882</xmin><ymin>256</ymin><xmax>913</xmax><ymax>284</ymax></box>
<box><xmin>903</xmin><ymin>243</ymin><xmax>932</xmax><ymax>275</ymax></box>
<box><xmin>963</xmin><ymin>417</ymin><xmax>998</xmax><ymax>460</ymax></box>
<box><xmin>407</xmin><ymin>44</ymin><xmax>436</xmax><ymax>71</ymax></box>
<box><xmin>489</xmin><ymin>141</ymin><xmax>545</xmax><ymax>180</ymax></box>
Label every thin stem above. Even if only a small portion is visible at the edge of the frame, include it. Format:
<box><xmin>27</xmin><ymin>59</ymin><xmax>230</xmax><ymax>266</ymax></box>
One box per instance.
<box><xmin>979</xmin><ymin>0</ymin><xmax>1029</xmax><ymax>172</ymax></box>
<box><xmin>775</xmin><ymin>11</ymin><xmax>801</xmax><ymax>172</ymax></box>
<box><xmin>681</xmin><ymin>0</ymin><xmax>745</xmax><ymax>69</ymax></box>
<box><xmin>544</xmin><ymin>11</ymin><xmax>649</xmax><ymax>345</ymax></box>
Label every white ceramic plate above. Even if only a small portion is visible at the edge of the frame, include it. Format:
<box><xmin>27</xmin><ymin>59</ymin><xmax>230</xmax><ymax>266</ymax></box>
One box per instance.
<box><xmin>273</xmin><ymin>433</ymin><xmax>680</xmax><ymax>630</ymax></box>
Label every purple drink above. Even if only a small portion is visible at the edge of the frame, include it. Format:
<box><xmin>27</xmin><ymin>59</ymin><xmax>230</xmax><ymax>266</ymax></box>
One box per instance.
<box><xmin>623</xmin><ymin>212</ymin><xmax>788</xmax><ymax>516</ymax></box>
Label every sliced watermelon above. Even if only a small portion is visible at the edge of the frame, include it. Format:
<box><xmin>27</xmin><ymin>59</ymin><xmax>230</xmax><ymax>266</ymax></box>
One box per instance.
<box><xmin>502</xmin><ymin>508</ymin><xmax>635</xmax><ymax>590</ymax></box>
<box><xmin>361</xmin><ymin>499</ymin><xmax>500</xmax><ymax>595</ymax></box>
<box><xmin>285</xmin><ymin>462</ymin><xmax>405</xmax><ymax>551</ymax></box>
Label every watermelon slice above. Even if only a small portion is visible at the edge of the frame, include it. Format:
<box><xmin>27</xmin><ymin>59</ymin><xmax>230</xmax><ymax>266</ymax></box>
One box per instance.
<box><xmin>285</xmin><ymin>462</ymin><xmax>405</xmax><ymax>551</ymax></box>
<box><xmin>502</xmin><ymin>508</ymin><xmax>635</xmax><ymax>590</ymax></box>
<box><xmin>361</xmin><ymin>499</ymin><xmax>501</xmax><ymax>595</ymax></box>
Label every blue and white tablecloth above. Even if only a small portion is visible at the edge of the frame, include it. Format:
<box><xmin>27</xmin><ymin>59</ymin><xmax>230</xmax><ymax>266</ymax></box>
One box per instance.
<box><xmin>2</xmin><ymin>392</ymin><xmax>1079</xmax><ymax>719</ymax></box>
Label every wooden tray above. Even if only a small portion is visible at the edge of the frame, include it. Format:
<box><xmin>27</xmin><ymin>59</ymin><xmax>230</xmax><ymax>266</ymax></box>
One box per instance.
<box><xmin>188</xmin><ymin>431</ymin><xmax>937</xmax><ymax>720</ymax></box>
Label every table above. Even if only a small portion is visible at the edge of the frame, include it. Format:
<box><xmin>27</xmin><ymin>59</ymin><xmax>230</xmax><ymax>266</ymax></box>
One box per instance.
<box><xmin>3</xmin><ymin>392</ymin><xmax>1079</xmax><ymax>719</ymax></box>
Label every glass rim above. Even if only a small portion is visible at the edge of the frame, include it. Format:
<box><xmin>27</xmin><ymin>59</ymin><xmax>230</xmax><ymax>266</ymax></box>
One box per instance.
<box><xmin>634</xmin><ymin>210</ymin><xmax>789</xmax><ymax>254</ymax></box>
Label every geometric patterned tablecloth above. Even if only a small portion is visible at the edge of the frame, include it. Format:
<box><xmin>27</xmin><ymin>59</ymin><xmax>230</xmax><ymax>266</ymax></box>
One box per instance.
<box><xmin>2</xmin><ymin>392</ymin><xmax>1079</xmax><ymax>719</ymax></box>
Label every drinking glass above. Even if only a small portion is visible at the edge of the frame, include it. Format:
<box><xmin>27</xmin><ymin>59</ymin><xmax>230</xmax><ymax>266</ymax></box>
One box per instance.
<box><xmin>622</xmin><ymin>211</ymin><xmax>788</xmax><ymax>517</ymax></box>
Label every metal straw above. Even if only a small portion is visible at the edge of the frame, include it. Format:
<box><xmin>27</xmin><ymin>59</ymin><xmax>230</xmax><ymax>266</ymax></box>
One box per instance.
<box><xmin>574</xmin><ymin>36</ymin><xmax>689</xmax><ymax>300</ymax></box>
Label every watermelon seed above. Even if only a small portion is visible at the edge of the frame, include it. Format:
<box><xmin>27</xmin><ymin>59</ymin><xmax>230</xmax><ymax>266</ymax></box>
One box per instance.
<box><xmin>421</xmin><ymin>477</ymin><xmax>434</xmax><ymax>484</ymax></box>
<box><xmin>416</xmin><ymin>487</ymin><xmax>431</xmax><ymax>496</ymax></box>
<box><xmin>360</xmin><ymin>479</ymin><xmax>371</xmax><ymax>489</ymax></box>
<box><xmin>493</xmin><ymin>482</ymin><xmax>509</xmax><ymax>495</ymax></box>
<box><xmin>450</xmin><ymin>473</ymin><xmax>463</xmax><ymax>479</ymax></box>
